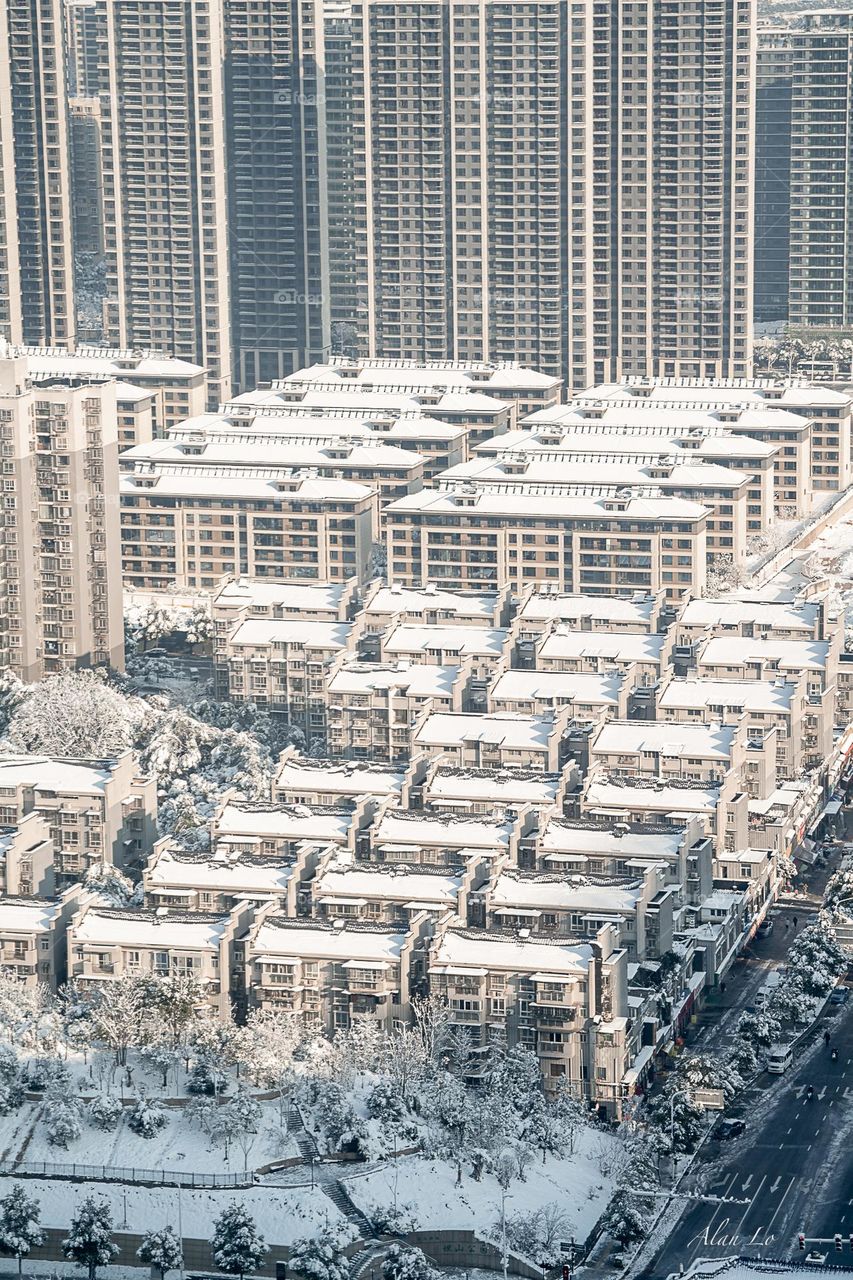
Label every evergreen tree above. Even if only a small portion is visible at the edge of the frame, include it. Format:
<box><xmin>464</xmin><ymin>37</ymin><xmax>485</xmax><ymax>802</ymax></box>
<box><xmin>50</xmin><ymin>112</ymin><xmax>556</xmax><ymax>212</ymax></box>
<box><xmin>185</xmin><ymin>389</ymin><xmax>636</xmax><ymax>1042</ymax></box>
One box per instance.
<box><xmin>137</xmin><ymin>1227</ymin><xmax>183</xmax><ymax>1280</ymax></box>
<box><xmin>62</xmin><ymin>1196</ymin><xmax>119</xmax><ymax>1280</ymax></box>
<box><xmin>0</xmin><ymin>1184</ymin><xmax>45</xmax><ymax>1277</ymax></box>
<box><xmin>289</xmin><ymin>1220</ymin><xmax>353</xmax><ymax>1280</ymax></box>
<box><xmin>211</xmin><ymin>1204</ymin><xmax>268</xmax><ymax>1280</ymax></box>
<box><xmin>381</xmin><ymin>1244</ymin><xmax>438</xmax><ymax>1280</ymax></box>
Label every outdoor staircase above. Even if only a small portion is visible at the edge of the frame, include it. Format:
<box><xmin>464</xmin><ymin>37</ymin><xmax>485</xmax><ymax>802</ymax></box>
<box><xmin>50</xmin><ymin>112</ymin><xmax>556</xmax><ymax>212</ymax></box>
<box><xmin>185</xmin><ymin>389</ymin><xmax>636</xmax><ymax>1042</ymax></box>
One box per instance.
<box><xmin>321</xmin><ymin>1178</ymin><xmax>376</xmax><ymax>1238</ymax></box>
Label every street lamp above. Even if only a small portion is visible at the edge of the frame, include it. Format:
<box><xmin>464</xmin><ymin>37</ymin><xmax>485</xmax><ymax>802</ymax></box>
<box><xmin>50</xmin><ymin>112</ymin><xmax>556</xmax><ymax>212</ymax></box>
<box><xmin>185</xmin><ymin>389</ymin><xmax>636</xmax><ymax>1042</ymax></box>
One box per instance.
<box><xmin>500</xmin><ymin>1189</ymin><xmax>512</xmax><ymax>1280</ymax></box>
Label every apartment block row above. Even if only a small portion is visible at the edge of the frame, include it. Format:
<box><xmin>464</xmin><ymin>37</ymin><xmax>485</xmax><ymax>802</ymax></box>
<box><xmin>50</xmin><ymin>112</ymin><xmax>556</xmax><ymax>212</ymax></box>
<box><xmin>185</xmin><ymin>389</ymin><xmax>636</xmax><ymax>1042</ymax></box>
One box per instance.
<box><xmin>118</xmin><ymin>366</ymin><xmax>853</xmax><ymax>601</ymax></box>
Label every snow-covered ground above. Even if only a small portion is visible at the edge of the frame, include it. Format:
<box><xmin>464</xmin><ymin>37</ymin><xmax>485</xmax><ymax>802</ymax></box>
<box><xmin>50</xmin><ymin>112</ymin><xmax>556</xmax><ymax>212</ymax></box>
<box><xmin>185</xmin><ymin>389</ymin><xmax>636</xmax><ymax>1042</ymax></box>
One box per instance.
<box><xmin>11</xmin><ymin>1177</ymin><xmax>346</xmax><ymax>1243</ymax></box>
<box><xmin>0</xmin><ymin>1097</ymin><xmax>299</xmax><ymax>1176</ymax></box>
<box><xmin>346</xmin><ymin>1127</ymin><xmax>620</xmax><ymax>1245</ymax></box>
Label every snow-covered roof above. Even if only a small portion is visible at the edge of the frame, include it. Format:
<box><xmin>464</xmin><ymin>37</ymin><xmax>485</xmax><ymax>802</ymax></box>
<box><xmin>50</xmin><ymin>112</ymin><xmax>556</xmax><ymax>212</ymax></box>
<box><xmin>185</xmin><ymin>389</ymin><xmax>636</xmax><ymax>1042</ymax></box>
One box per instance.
<box><xmin>252</xmin><ymin>917</ymin><xmax>406</xmax><ymax>963</ymax></box>
<box><xmin>0</xmin><ymin>897</ymin><xmax>61</xmax><ymax>934</ymax></box>
<box><xmin>124</xmin><ymin>437</ymin><xmax>419</xmax><ymax>472</ymax></box>
<box><xmin>73</xmin><ymin>908</ymin><xmax>227</xmax><ymax>950</ymax></box>
<box><xmin>431</xmin><ymin>928</ymin><xmax>593</xmax><ymax>976</ymax></box>
<box><xmin>113</xmin><ymin>381</ymin><xmax>153</xmax><ymax>403</ymax></box>
<box><xmin>275</xmin><ymin>758</ymin><xmax>405</xmax><ymax>798</ymax></box>
<box><xmin>18</xmin><ymin>344</ymin><xmax>204</xmax><ymax>379</ymax></box>
<box><xmin>490</xmin><ymin>873</ymin><xmax>643</xmax><ymax>915</ymax></box>
<box><xmin>365</xmin><ymin>584</ymin><xmax>498</xmax><ymax>620</ymax></box>
<box><xmin>147</xmin><ymin>849</ymin><xmax>293</xmax><ymax>895</ymax></box>
<box><xmin>677</xmin><ymin>597</ymin><xmax>820</xmax><ymax>632</ymax></box>
<box><xmin>228</xmin><ymin>618</ymin><xmax>352</xmax><ymax>650</ymax></box>
<box><xmin>374</xmin><ymin>809</ymin><xmax>513</xmax><ymax>850</ymax></box>
<box><xmin>584</xmin><ymin>379</ymin><xmax>848</xmax><ymax>409</ymax></box>
<box><xmin>489</xmin><ymin>670</ymin><xmax>623</xmax><ymax>707</ymax></box>
<box><xmin>316</xmin><ymin>863</ymin><xmax>462</xmax><ymax>906</ymax></box>
<box><xmin>290</xmin><ymin>388</ymin><xmax>508</xmax><ymax>415</ymax></box>
<box><xmin>213</xmin><ymin>578</ymin><xmax>352</xmax><ymax>613</ymax></box>
<box><xmin>121</xmin><ymin>472</ymin><xmax>374</xmax><ymax>503</ymax></box>
<box><xmin>518</xmin><ymin>591</ymin><xmax>658</xmax><ymax>627</ymax></box>
<box><xmin>327</xmin><ymin>662</ymin><xmax>457</xmax><ymax>698</ymax></box>
<box><xmin>216</xmin><ymin>803</ymin><xmax>353</xmax><ymax>844</ymax></box>
<box><xmin>482</xmin><ymin>427</ymin><xmax>775</xmax><ymax>462</ymax></box>
<box><xmin>439</xmin><ymin>456</ymin><xmax>749</xmax><ymax>491</ymax></box>
<box><xmin>281</xmin><ymin>359</ymin><xmax>558</xmax><ymax>393</ymax></box>
<box><xmin>536</xmin><ymin>629</ymin><xmax>667</xmax><ymax>664</ymax></box>
<box><xmin>584</xmin><ymin>776</ymin><xmax>718</xmax><ymax>815</ymax></box>
<box><xmin>382</xmin><ymin>624</ymin><xmax>507</xmax><ymax>658</ymax></box>
<box><xmin>426</xmin><ymin>766</ymin><xmax>561</xmax><ymax>807</ymax></box>
<box><xmin>540</xmin><ymin>818</ymin><xmax>685</xmax><ymax>860</ymax></box>
<box><xmin>697</xmin><ymin>635</ymin><xmax>831</xmax><ymax>672</ymax></box>
<box><xmin>592</xmin><ymin>719</ymin><xmax>736</xmax><ymax>760</ymax></box>
<box><xmin>658</xmin><ymin>677</ymin><xmax>795</xmax><ymax>715</ymax></box>
<box><xmin>385</xmin><ymin>487</ymin><xmax>708</xmax><ymax>522</ymax></box>
<box><xmin>0</xmin><ymin>755</ymin><xmax>121</xmax><ymax>796</ymax></box>
<box><xmin>414</xmin><ymin>711</ymin><xmax>555</xmax><ymax>752</ymax></box>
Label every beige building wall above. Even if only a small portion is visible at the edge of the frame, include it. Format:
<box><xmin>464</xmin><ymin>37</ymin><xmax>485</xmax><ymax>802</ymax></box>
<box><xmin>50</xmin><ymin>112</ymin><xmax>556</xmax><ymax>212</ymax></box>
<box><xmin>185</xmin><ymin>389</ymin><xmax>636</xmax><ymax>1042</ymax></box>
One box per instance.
<box><xmin>99</xmin><ymin>0</ymin><xmax>232</xmax><ymax>406</ymax></box>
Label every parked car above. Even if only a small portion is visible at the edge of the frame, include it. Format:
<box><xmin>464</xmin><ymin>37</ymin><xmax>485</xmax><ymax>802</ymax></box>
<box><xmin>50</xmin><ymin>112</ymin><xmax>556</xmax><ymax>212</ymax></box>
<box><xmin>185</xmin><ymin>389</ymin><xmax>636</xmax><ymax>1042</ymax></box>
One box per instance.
<box><xmin>757</xmin><ymin>917</ymin><xmax>775</xmax><ymax>937</ymax></box>
<box><xmin>712</xmin><ymin>1118</ymin><xmax>747</xmax><ymax>1140</ymax></box>
<box><xmin>829</xmin><ymin>986</ymin><xmax>850</xmax><ymax>1006</ymax></box>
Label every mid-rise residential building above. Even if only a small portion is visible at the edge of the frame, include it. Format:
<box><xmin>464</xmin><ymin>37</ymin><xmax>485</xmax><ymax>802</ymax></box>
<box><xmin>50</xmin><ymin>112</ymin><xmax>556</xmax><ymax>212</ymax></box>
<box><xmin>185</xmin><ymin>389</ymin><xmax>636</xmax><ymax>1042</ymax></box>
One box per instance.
<box><xmin>367</xmin><ymin>801</ymin><xmax>527</xmax><ymax>866</ymax></box>
<box><xmin>0</xmin><ymin>353</ymin><xmax>124</xmax><ymax>678</ymax></box>
<box><xmin>486</xmin><ymin>669</ymin><xmax>630</xmax><ymax>723</ymax></box>
<box><xmin>17</xmin><ymin>344</ymin><xmax>207</xmax><ymax>436</ymax></box>
<box><xmin>274</xmin><ymin>752</ymin><xmax>408</xmax><ymax>807</ymax></box>
<box><xmin>412</xmin><ymin>709</ymin><xmax>571</xmax><ymax>774</ymax></box>
<box><xmin>98</xmin><ymin>0</ymin><xmax>232</xmax><ymax>406</ymax></box>
<box><xmin>416</xmin><ymin>759</ymin><xmax>571</xmax><ymax>815</ymax></box>
<box><xmin>0</xmin><ymin>811</ymin><xmax>53</xmax><ymax>897</ymax></box>
<box><xmin>143</xmin><ymin>840</ymin><xmax>306</xmax><ymax>915</ymax></box>
<box><xmin>225</xmin><ymin>0</ymin><xmax>330</xmax><ymax>390</ymax></box>
<box><xmin>359</xmin><ymin>580</ymin><xmax>510</xmax><ymax>634</ymax></box>
<box><xmin>0</xmin><ymin>0</ymin><xmax>76</xmax><ymax>347</ymax></box>
<box><xmin>511</xmin><ymin>588</ymin><xmax>667</xmax><ymax>641</ymax></box>
<box><xmin>384</xmin><ymin>487</ymin><xmax>709</xmax><ymax>602</ymax></box>
<box><xmin>309</xmin><ymin>849</ymin><xmax>467</xmax><ymax>926</ymax></box>
<box><xmin>673</xmin><ymin>596</ymin><xmax>826</xmax><ymax>646</ymax></box>
<box><xmin>121</xmin><ymin>470</ymin><xmax>377</xmax><ymax>589</ymax></box>
<box><xmin>530</xmin><ymin>627</ymin><xmax>673</xmax><ymax>687</ymax></box>
<box><xmin>0</xmin><ymin>752</ymin><xmax>157</xmax><ymax>882</ymax></box>
<box><xmin>348</xmin><ymin>0</ymin><xmax>753</xmax><ymax>389</ymax></box>
<box><xmin>579</xmin><ymin>378</ymin><xmax>852</xmax><ymax>499</ymax></box>
<box><xmin>212</xmin><ymin>796</ymin><xmax>376</xmax><ymax>858</ymax></box>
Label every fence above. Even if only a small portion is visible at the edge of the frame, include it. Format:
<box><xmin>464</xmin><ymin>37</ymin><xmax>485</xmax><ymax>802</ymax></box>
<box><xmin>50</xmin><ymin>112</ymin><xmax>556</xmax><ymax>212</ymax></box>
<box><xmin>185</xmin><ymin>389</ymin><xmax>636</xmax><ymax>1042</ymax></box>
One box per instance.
<box><xmin>0</xmin><ymin>1160</ymin><xmax>251</xmax><ymax>1188</ymax></box>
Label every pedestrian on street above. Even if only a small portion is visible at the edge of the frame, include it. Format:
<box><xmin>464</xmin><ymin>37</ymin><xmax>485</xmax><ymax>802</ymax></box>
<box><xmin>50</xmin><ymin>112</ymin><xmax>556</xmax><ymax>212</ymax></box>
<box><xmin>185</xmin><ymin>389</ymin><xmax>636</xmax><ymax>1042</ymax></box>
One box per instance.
<box><xmin>824</xmin><ymin>1030</ymin><xmax>831</xmax><ymax>1047</ymax></box>
<box><xmin>793</xmin><ymin>915</ymin><xmax>798</xmax><ymax>929</ymax></box>
<box><xmin>720</xmin><ymin>982</ymin><xmax>727</xmax><ymax>996</ymax></box>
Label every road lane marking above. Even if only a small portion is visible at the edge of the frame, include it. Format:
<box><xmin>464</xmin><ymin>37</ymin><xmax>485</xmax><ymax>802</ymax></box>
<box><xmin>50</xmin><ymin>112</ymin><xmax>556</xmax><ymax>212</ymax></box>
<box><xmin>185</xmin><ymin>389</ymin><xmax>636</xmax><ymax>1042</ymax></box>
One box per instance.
<box><xmin>770</xmin><ymin>1177</ymin><xmax>782</xmax><ymax>1193</ymax></box>
<box><xmin>765</xmin><ymin>1176</ymin><xmax>797</xmax><ymax>1237</ymax></box>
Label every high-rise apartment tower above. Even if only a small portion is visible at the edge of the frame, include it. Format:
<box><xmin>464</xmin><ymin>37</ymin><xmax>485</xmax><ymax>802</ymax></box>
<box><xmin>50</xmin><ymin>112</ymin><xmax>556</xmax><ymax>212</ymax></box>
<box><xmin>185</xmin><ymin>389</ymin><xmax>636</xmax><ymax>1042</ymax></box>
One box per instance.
<box><xmin>349</xmin><ymin>0</ymin><xmax>755</xmax><ymax>388</ymax></box>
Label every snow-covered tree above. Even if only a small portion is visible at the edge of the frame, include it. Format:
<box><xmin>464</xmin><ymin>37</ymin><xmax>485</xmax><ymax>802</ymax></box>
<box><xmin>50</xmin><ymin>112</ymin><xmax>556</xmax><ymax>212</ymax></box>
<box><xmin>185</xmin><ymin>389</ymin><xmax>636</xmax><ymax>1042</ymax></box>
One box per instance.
<box><xmin>0</xmin><ymin>1183</ymin><xmax>45</xmax><ymax>1276</ymax></box>
<box><xmin>87</xmin><ymin>973</ymin><xmax>157</xmax><ymax>1065</ymax></box>
<box><xmin>0</xmin><ymin>1046</ymin><xmax>24</xmax><ymax>1116</ymax></box>
<box><xmin>45</xmin><ymin>1090</ymin><xmax>82</xmax><ymax>1148</ymax></box>
<box><xmin>735</xmin><ymin>1008</ymin><xmax>782</xmax><ymax>1049</ymax></box>
<box><xmin>601</xmin><ymin>1189</ymin><xmax>651</xmax><ymax>1248</ymax></box>
<box><xmin>141</xmin><ymin>1042</ymin><xmax>182</xmax><ymax>1091</ymax></box>
<box><xmin>211</xmin><ymin>1204</ymin><xmax>268</xmax><ymax>1280</ymax></box>
<box><xmin>25</xmin><ymin>1056</ymin><xmax>69</xmax><ymax>1093</ymax></box>
<box><xmin>289</xmin><ymin>1219</ymin><xmax>355</xmax><ymax>1280</ymax></box>
<box><xmin>381</xmin><ymin>1244</ymin><xmax>439</xmax><ymax>1280</ymax></box>
<box><xmin>87</xmin><ymin>1094</ymin><xmax>123</xmax><ymax>1132</ymax></box>
<box><xmin>83</xmin><ymin>863</ymin><xmax>138</xmax><ymax>909</ymax></box>
<box><xmin>647</xmin><ymin>1086</ymin><xmax>704</xmax><ymax>1153</ymax></box>
<box><xmin>62</xmin><ymin>1196</ymin><xmax>119</xmax><ymax>1280</ymax></box>
<box><xmin>127</xmin><ymin>1094</ymin><xmax>167</xmax><ymax>1138</ymax></box>
<box><xmin>213</xmin><ymin>1087</ymin><xmax>261</xmax><ymax>1168</ymax></box>
<box><xmin>786</xmin><ymin>921</ymin><xmax>848</xmax><ymax>995</ymax></box>
<box><xmin>3</xmin><ymin>671</ymin><xmax>143</xmax><ymax>758</ymax></box>
<box><xmin>149</xmin><ymin>971</ymin><xmax>207</xmax><ymax>1049</ymax></box>
<box><xmin>489</xmin><ymin>1206</ymin><xmax>570</xmax><ymax>1269</ymax></box>
<box><xmin>137</xmin><ymin>1227</ymin><xmax>183</xmax><ymax>1280</ymax></box>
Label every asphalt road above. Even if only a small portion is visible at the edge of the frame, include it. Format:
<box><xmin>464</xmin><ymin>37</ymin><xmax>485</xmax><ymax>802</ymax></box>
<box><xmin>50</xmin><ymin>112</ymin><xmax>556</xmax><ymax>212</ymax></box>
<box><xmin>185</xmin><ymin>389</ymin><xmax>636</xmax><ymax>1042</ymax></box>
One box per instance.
<box><xmin>640</xmin><ymin>995</ymin><xmax>853</xmax><ymax>1278</ymax></box>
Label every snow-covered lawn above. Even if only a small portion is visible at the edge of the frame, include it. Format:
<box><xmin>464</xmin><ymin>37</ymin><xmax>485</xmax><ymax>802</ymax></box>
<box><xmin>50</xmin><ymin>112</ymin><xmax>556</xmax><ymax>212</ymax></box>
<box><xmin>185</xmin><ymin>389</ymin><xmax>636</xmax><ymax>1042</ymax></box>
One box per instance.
<box><xmin>345</xmin><ymin>1126</ymin><xmax>620</xmax><ymax>1246</ymax></box>
<box><xmin>10</xmin><ymin>1177</ymin><xmax>346</xmax><ymax>1243</ymax></box>
<box><xmin>0</xmin><ymin>1097</ymin><xmax>299</xmax><ymax>1176</ymax></box>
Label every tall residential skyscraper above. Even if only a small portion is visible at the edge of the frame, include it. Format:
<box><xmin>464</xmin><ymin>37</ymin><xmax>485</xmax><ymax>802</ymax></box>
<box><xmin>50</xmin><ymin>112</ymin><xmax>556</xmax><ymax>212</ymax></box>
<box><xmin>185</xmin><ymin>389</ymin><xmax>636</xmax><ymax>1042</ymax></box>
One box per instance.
<box><xmin>324</xmin><ymin>0</ymin><xmax>358</xmax><ymax>351</ymax></box>
<box><xmin>0</xmin><ymin>0</ymin><xmax>76</xmax><ymax>347</ymax></box>
<box><xmin>99</xmin><ymin>0</ymin><xmax>232</xmax><ymax>406</ymax></box>
<box><xmin>349</xmin><ymin>0</ymin><xmax>754</xmax><ymax>388</ymax></box>
<box><xmin>224</xmin><ymin>0</ymin><xmax>330</xmax><ymax>391</ymax></box>
<box><xmin>0</xmin><ymin>347</ymin><xmax>123</xmax><ymax>680</ymax></box>
<box><xmin>755</xmin><ymin>30</ymin><xmax>793</xmax><ymax>327</ymax></box>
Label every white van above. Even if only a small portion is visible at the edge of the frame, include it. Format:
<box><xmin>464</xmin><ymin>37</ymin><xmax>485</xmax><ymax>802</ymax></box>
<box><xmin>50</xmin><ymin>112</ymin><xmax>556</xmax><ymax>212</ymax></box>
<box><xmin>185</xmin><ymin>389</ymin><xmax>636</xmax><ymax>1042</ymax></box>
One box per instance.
<box><xmin>766</xmin><ymin>1043</ymin><xmax>794</xmax><ymax>1074</ymax></box>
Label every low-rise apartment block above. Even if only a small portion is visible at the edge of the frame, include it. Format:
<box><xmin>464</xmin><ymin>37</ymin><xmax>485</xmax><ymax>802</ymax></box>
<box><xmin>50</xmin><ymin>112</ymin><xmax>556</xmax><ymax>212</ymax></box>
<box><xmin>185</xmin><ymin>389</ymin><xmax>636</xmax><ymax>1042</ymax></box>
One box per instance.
<box><xmin>368</xmin><ymin>803</ymin><xmax>528</xmax><ymax>867</ymax></box>
<box><xmin>531</xmin><ymin>627</ymin><xmax>673</xmax><ymax>687</ymax></box>
<box><xmin>244</xmin><ymin>909</ymin><xmax>433</xmax><ymax>1030</ymax></box>
<box><xmin>310</xmin><ymin>850</ymin><xmax>468</xmax><ymax>926</ymax></box>
<box><xmin>67</xmin><ymin>903</ymin><xmax>250</xmax><ymax>1017</ymax></box>
<box><xmin>511</xmin><ymin>587</ymin><xmax>667</xmax><ymax>640</ymax></box>
<box><xmin>0</xmin><ymin>891</ymin><xmax>81</xmax><ymax>989</ymax></box>
<box><xmin>359</xmin><ymin>580</ymin><xmax>511</xmax><ymax>634</ymax></box>
<box><xmin>213</xmin><ymin>797</ymin><xmax>376</xmax><ymax>860</ymax></box>
<box><xmin>0</xmin><ymin>753</ymin><xmax>157</xmax><ymax>883</ymax></box>
<box><xmin>326</xmin><ymin>661</ymin><xmax>469</xmax><ymax>763</ymax></box>
<box><xmin>486</xmin><ymin>669</ymin><xmax>630</xmax><ymax>722</ymax></box>
<box><xmin>0</xmin><ymin>811</ymin><xmax>54</xmax><ymax>897</ymax></box>
<box><xmin>412</xmin><ymin>709</ymin><xmax>572</xmax><ymax>773</ymax></box>
<box><xmin>274</xmin><ymin>752</ymin><xmax>408</xmax><ymax>807</ymax></box>
<box><xmin>416</xmin><ymin>760</ymin><xmax>571</xmax><ymax>815</ymax></box>
<box><xmin>142</xmin><ymin>840</ymin><xmax>309</xmax><ymax>915</ymax></box>
<box><xmin>428</xmin><ymin>919</ymin><xmax>630</xmax><ymax>1112</ymax></box>
<box><xmin>578</xmin><ymin>771</ymin><xmax>749</xmax><ymax>857</ymax></box>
